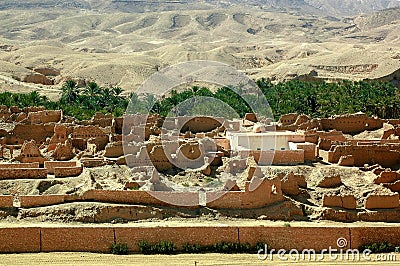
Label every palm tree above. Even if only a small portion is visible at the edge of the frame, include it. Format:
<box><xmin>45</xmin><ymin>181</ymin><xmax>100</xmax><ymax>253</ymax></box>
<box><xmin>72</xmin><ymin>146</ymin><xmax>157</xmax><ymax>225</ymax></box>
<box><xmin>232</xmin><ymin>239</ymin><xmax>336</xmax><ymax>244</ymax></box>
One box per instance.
<box><xmin>112</xmin><ymin>87</ymin><xmax>123</xmax><ymax>96</ymax></box>
<box><xmin>84</xmin><ymin>82</ymin><xmax>101</xmax><ymax>97</ymax></box>
<box><xmin>61</xmin><ymin>80</ymin><xmax>78</xmax><ymax>104</ymax></box>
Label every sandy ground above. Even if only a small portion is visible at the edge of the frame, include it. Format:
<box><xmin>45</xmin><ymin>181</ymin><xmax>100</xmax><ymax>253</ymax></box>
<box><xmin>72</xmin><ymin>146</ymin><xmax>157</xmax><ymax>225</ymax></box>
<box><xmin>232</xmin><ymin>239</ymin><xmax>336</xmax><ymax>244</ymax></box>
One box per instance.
<box><xmin>0</xmin><ymin>253</ymin><xmax>398</xmax><ymax>266</ymax></box>
<box><xmin>0</xmin><ymin>219</ymin><xmax>399</xmax><ymax>228</ymax></box>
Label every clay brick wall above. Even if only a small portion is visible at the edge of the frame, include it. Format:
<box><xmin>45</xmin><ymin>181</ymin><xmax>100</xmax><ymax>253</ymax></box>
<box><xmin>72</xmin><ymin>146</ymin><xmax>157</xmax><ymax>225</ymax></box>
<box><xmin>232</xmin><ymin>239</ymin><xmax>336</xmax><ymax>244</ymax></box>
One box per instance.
<box><xmin>41</xmin><ymin>227</ymin><xmax>114</xmax><ymax>253</ymax></box>
<box><xmin>206</xmin><ymin>177</ymin><xmax>284</xmax><ymax>209</ymax></box>
<box><xmin>44</xmin><ymin>161</ymin><xmax>77</xmax><ymax>174</ymax></box>
<box><xmin>214</xmin><ymin>138</ymin><xmax>231</xmax><ymax>151</ymax></box>
<box><xmin>350</xmin><ymin>227</ymin><xmax>400</xmax><ymax>248</ymax></box>
<box><xmin>279</xmin><ymin>113</ymin><xmax>299</xmax><ymax>126</ymax></box>
<box><xmin>0</xmin><ymin>195</ymin><xmax>14</xmax><ymax>207</ymax></box>
<box><xmin>240</xmin><ymin>227</ymin><xmax>351</xmax><ymax>252</ymax></box>
<box><xmin>54</xmin><ymin>165</ymin><xmax>83</xmax><ymax>178</ymax></box>
<box><xmin>322</xmin><ymin>195</ymin><xmax>356</xmax><ymax>209</ymax></box>
<box><xmin>181</xmin><ymin>117</ymin><xmax>222</xmax><ymax>133</ymax></box>
<box><xmin>26</xmin><ymin>110</ymin><xmax>62</xmax><ymax>124</ymax></box>
<box><xmin>374</xmin><ymin>171</ymin><xmax>400</xmax><ymax>184</ymax></box>
<box><xmin>320</xmin><ymin>114</ymin><xmax>383</xmax><ymax>134</ymax></box>
<box><xmin>0</xmin><ymin>162</ymin><xmax>39</xmax><ymax>169</ymax></box>
<box><xmin>104</xmin><ymin>141</ymin><xmax>124</xmax><ymax>158</ymax></box>
<box><xmin>328</xmin><ymin>145</ymin><xmax>400</xmax><ymax>167</ymax></box>
<box><xmin>0</xmin><ymin>228</ymin><xmax>41</xmax><ymax>253</ymax></box>
<box><xmin>295</xmin><ymin>142</ymin><xmax>317</xmax><ymax>161</ymax></box>
<box><xmin>115</xmin><ymin>227</ymin><xmax>238</xmax><ymax>252</ymax></box>
<box><xmin>71</xmin><ymin>125</ymin><xmax>109</xmax><ymax>150</ymax></box>
<box><xmin>82</xmin><ymin>190</ymin><xmax>200</xmax><ymax>207</ymax></box>
<box><xmin>12</xmin><ymin>123</ymin><xmax>55</xmax><ymax>142</ymax></box>
<box><xmin>80</xmin><ymin>158</ymin><xmax>105</xmax><ymax>168</ymax></box>
<box><xmin>272</xmin><ymin>150</ymin><xmax>304</xmax><ymax>165</ymax></box>
<box><xmin>20</xmin><ymin>195</ymin><xmax>65</xmax><ymax>208</ymax></box>
<box><xmin>2</xmin><ymin>226</ymin><xmax>400</xmax><ymax>253</ymax></box>
<box><xmin>250</xmin><ymin>150</ymin><xmax>304</xmax><ymax>166</ymax></box>
<box><xmin>365</xmin><ymin>194</ymin><xmax>400</xmax><ymax>209</ymax></box>
<box><xmin>0</xmin><ymin>168</ymin><xmax>47</xmax><ymax>179</ymax></box>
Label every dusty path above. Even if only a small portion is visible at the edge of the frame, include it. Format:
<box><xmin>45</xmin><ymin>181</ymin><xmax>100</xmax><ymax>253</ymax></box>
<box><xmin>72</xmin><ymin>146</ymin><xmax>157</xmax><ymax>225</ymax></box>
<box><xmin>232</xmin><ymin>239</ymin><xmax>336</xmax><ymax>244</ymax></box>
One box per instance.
<box><xmin>0</xmin><ymin>253</ymin><xmax>397</xmax><ymax>266</ymax></box>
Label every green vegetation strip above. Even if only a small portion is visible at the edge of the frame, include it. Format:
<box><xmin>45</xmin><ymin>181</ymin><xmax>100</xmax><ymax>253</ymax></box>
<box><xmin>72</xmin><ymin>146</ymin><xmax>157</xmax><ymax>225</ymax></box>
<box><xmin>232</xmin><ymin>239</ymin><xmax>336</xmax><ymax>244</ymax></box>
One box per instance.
<box><xmin>0</xmin><ymin>79</ymin><xmax>398</xmax><ymax>120</ymax></box>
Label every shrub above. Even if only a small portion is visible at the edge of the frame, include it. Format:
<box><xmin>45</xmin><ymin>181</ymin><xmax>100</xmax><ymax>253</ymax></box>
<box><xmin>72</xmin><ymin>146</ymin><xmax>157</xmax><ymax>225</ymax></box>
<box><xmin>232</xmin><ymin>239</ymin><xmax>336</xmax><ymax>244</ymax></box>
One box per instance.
<box><xmin>111</xmin><ymin>243</ymin><xmax>129</xmax><ymax>255</ymax></box>
<box><xmin>254</xmin><ymin>242</ymin><xmax>268</xmax><ymax>252</ymax></box>
<box><xmin>283</xmin><ymin>222</ymin><xmax>291</xmax><ymax>227</ymax></box>
<box><xmin>139</xmin><ymin>240</ymin><xmax>177</xmax><ymax>255</ymax></box>
<box><xmin>141</xmin><ymin>241</ymin><xmax>265</xmax><ymax>254</ymax></box>
<box><xmin>359</xmin><ymin>242</ymin><xmax>394</xmax><ymax>253</ymax></box>
<box><xmin>395</xmin><ymin>246</ymin><xmax>400</xmax><ymax>253</ymax></box>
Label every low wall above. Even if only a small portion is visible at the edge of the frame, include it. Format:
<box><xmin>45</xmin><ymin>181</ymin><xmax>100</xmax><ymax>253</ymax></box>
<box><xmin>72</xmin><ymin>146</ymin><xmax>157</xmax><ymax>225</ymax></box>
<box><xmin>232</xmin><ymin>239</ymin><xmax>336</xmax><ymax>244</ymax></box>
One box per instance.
<box><xmin>115</xmin><ymin>227</ymin><xmax>238</xmax><ymax>252</ymax></box>
<box><xmin>44</xmin><ymin>161</ymin><xmax>77</xmax><ymax>174</ymax></box>
<box><xmin>0</xmin><ymin>228</ymin><xmax>41</xmax><ymax>253</ymax></box>
<box><xmin>20</xmin><ymin>195</ymin><xmax>65</xmax><ymax>208</ymax></box>
<box><xmin>54</xmin><ymin>166</ymin><xmax>83</xmax><ymax>178</ymax></box>
<box><xmin>0</xmin><ymin>163</ymin><xmax>39</xmax><ymax>169</ymax></box>
<box><xmin>2</xmin><ymin>226</ymin><xmax>400</xmax><ymax>253</ymax></box>
<box><xmin>251</xmin><ymin>150</ymin><xmax>304</xmax><ymax>165</ymax></box>
<box><xmin>41</xmin><ymin>227</ymin><xmax>114</xmax><ymax>253</ymax></box>
<box><xmin>0</xmin><ymin>168</ymin><xmax>47</xmax><ymax>179</ymax></box>
<box><xmin>0</xmin><ymin>195</ymin><xmax>13</xmax><ymax>208</ymax></box>
<box><xmin>322</xmin><ymin>195</ymin><xmax>356</xmax><ymax>210</ymax></box>
<box><xmin>365</xmin><ymin>194</ymin><xmax>399</xmax><ymax>209</ymax></box>
<box><xmin>240</xmin><ymin>227</ymin><xmax>351</xmax><ymax>252</ymax></box>
<box><xmin>83</xmin><ymin>190</ymin><xmax>200</xmax><ymax>207</ymax></box>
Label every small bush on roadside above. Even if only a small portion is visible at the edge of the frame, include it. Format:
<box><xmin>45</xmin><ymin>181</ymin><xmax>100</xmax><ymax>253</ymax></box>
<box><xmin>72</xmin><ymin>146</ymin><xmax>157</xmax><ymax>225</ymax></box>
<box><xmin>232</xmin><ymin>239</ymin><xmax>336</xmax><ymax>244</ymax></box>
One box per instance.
<box><xmin>139</xmin><ymin>240</ymin><xmax>177</xmax><ymax>255</ymax></box>
<box><xmin>359</xmin><ymin>242</ymin><xmax>394</xmax><ymax>253</ymax></box>
<box><xmin>111</xmin><ymin>243</ymin><xmax>129</xmax><ymax>255</ymax></box>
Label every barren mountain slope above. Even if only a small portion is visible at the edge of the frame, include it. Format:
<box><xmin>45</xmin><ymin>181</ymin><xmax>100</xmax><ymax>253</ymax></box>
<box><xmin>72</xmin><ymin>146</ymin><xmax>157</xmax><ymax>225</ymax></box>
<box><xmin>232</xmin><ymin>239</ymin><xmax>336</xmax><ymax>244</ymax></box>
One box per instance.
<box><xmin>0</xmin><ymin>6</ymin><xmax>399</xmax><ymax>93</ymax></box>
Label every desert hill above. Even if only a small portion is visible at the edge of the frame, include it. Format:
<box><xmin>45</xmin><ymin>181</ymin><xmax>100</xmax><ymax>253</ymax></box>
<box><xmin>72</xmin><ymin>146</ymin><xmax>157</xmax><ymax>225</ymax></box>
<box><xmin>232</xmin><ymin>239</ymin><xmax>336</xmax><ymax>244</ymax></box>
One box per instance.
<box><xmin>1</xmin><ymin>0</ymin><xmax>400</xmax><ymax>16</ymax></box>
<box><xmin>0</xmin><ymin>5</ymin><xmax>398</xmax><ymax>95</ymax></box>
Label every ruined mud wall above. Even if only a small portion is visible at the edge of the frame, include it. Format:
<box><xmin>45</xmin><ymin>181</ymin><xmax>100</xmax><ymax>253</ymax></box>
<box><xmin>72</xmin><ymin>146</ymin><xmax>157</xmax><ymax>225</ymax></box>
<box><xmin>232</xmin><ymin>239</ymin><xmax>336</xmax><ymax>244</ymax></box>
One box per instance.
<box><xmin>250</xmin><ymin>150</ymin><xmax>305</xmax><ymax>165</ymax></box>
<box><xmin>20</xmin><ymin>195</ymin><xmax>65</xmax><ymax>208</ymax></box>
<box><xmin>328</xmin><ymin>145</ymin><xmax>400</xmax><ymax>167</ymax></box>
<box><xmin>44</xmin><ymin>161</ymin><xmax>77</xmax><ymax>174</ymax></box>
<box><xmin>0</xmin><ymin>168</ymin><xmax>47</xmax><ymax>179</ymax></box>
<box><xmin>82</xmin><ymin>190</ymin><xmax>200</xmax><ymax>207</ymax></box>
<box><xmin>54</xmin><ymin>165</ymin><xmax>83</xmax><ymax>178</ymax></box>
<box><xmin>12</xmin><ymin>124</ymin><xmax>55</xmax><ymax>142</ymax></box>
<box><xmin>0</xmin><ymin>163</ymin><xmax>39</xmax><ymax>169</ymax></box>
<box><xmin>206</xmin><ymin>177</ymin><xmax>284</xmax><ymax>209</ymax></box>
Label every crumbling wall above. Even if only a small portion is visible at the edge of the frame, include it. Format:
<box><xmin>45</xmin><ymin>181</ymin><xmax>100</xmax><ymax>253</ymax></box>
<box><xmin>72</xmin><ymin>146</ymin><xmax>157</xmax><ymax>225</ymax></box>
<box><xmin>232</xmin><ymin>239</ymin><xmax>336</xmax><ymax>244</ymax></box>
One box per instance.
<box><xmin>25</xmin><ymin>110</ymin><xmax>62</xmax><ymax>124</ymax></box>
<box><xmin>82</xmin><ymin>190</ymin><xmax>199</xmax><ymax>207</ymax></box>
<box><xmin>103</xmin><ymin>141</ymin><xmax>124</xmax><ymax>158</ymax></box>
<box><xmin>374</xmin><ymin>171</ymin><xmax>400</xmax><ymax>184</ymax></box>
<box><xmin>0</xmin><ymin>163</ymin><xmax>39</xmax><ymax>169</ymax></box>
<box><xmin>294</xmin><ymin>142</ymin><xmax>316</xmax><ymax>161</ymax></box>
<box><xmin>180</xmin><ymin>117</ymin><xmax>222</xmax><ymax>133</ymax></box>
<box><xmin>71</xmin><ymin>125</ymin><xmax>109</xmax><ymax>151</ymax></box>
<box><xmin>0</xmin><ymin>195</ymin><xmax>13</xmax><ymax>207</ymax></box>
<box><xmin>322</xmin><ymin>194</ymin><xmax>356</xmax><ymax>209</ymax></box>
<box><xmin>12</xmin><ymin>124</ymin><xmax>55</xmax><ymax>142</ymax></box>
<box><xmin>20</xmin><ymin>195</ymin><xmax>65</xmax><ymax>208</ymax></box>
<box><xmin>365</xmin><ymin>192</ymin><xmax>399</xmax><ymax>209</ymax></box>
<box><xmin>54</xmin><ymin>165</ymin><xmax>83</xmax><ymax>178</ymax></box>
<box><xmin>51</xmin><ymin>140</ymin><xmax>75</xmax><ymax>161</ymax></box>
<box><xmin>328</xmin><ymin>145</ymin><xmax>400</xmax><ymax>167</ymax></box>
<box><xmin>320</xmin><ymin>113</ymin><xmax>383</xmax><ymax>134</ymax></box>
<box><xmin>0</xmin><ymin>168</ymin><xmax>47</xmax><ymax>179</ymax></box>
<box><xmin>44</xmin><ymin>161</ymin><xmax>77</xmax><ymax>174</ymax></box>
<box><xmin>206</xmin><ymin>176</ymin><xmax>284</xmax><ymax>209</ymax></box>
<box><xmin>251</xmin><ymin>150</ymin><xmax>304</xmax><ymax>165</ymax></box>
